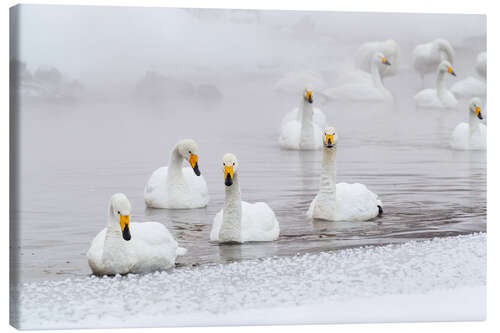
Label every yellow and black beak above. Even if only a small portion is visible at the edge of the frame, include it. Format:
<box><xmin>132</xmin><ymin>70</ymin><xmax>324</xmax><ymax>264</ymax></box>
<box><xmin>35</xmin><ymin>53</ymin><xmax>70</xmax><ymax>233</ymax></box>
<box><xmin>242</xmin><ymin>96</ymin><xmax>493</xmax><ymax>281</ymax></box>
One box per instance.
<box><xmin>306</xmin><ymin>91</ymin><xmax>313</xmax><ymax>104</ymax></box>
<box><xmin>190</xmin><ymin>154</ymin><xmax>201</xmax><ymax>176</ymax></box>
<box><xmin>224</xmin><ymin>165</ymin><xmax>234</xmax><ymax>186</ymax></box>
<box><xmin>476</xmin><ymin>106</ymin><xmax>483</xmax><ymax>120</ymax></box>
<box><xmin>120</xmin><ymin>215</ymin><xmax>131</xmax><ymax>241</ymax></box>
<box><xmin>448</xmin><ymin>66</ymin><xmax>456</xmax><ymax>76</ymax></box>
<box><xmin>382</xmin><ymin>57</ymin><xmax>391</xmax><ymax>66</ymax></box>
<box><xmin>325</xmin><ymin>134</ymin><xmax>335</xmax><ymax>148</ymax></box>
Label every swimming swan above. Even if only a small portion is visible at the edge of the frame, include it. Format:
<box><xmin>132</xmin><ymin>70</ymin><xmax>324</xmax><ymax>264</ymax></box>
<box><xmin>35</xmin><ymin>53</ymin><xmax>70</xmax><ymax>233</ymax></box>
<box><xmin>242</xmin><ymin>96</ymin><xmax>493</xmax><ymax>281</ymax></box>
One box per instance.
<box><xmin>210</xmin><ymin>154</ymin><xmax>280</xmax><ymax>243</ymax></box>
<box><xmin>414</xmin><ymin>60</ymin><xmax>457</xmax><ymax>109</ymax></box>
<box><xmin>87</xmin><ymin>193</ymin><xmax>187</xmax><ymax>275</ymax></box>
<box><xmin>413</xmin><ymin>39</ymin><xmax>455</xmax><ymax>81</ymax></box>
<box><xmin>279</xmin><ymin>88</ymin><xmax>323</xmax><ymax>150</ymax></box>
<box><xmin>323</xmin><ymin>52</ymin><xmax>392</xmax><ymax>102</ymax></box>
<box><xmin>451</xmin><ymin>98</ymin><xmax>486</xmax><ymax>150</ymax></box>
<box><xmin>307</xmin><ymin>127</ymin><xmax>383</xmax><ymax>221</ymax></box>
<box><xmin>451</xmin><ymin>52</ymin><xmax>486</xmax><ymax>100</ymax></box>
<box><xmin>355</xmin><ymin>39</ymin><xmax>400</xmax><ymax>78</ymax></box>
<box><xmin>144</xmin><ymin>139</ymin><xmax>209</xmax><ymax>209</ymax></box>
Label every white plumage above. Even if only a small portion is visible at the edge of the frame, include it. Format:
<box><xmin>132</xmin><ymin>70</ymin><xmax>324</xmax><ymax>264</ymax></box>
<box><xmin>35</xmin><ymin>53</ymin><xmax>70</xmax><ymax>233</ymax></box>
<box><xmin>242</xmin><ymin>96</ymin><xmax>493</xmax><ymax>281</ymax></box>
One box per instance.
<box><xmin>307</xmin><ymin>127</ymin><xmax>382</xmax><ymax>222</ymax></box>
<box><xmin>414</xmin><ymin>60</ymin><xmax>457</xmax><ymax>109</ymax></box>
<box><xmin>87</xmin><ymin>193</ymin><xmax>186</xmax><ymax>275</ymax></box>
<box><xmin>279</xmin><ymin>87</ymin><xmax>324</xmax><ymax>150</ymax></box>
<box><xmin>144</xmin><ymin>139</ymin><xmax>209</xmax><ymax>209</ymax></box>
<box><xmin>413</xmin><ymin>39</ymin><xmax>455</xmax><ymax>80</ymax></box>
<box><xmin>451</xmin><ymin>52</ymin><xmax>487</xmax><ymax>100</ymax></box>
<box><xmin>210</xmin><ymin>154</ymin><xmax>280</xmax><ymax>243</ymax></box>
<box><xmin>323</xmin><ymin>52</ymin><xmax>393</xmax><ymax>103</ymax></box>
<box><xmin>451</xmin><ymin>98</ymin><xmax>486</xmax><ymax>150</ymax></box>
<box><xmin>354</xmin><ymin>39</ymin><xmax>400</xmax><ymax>78</ymax></box>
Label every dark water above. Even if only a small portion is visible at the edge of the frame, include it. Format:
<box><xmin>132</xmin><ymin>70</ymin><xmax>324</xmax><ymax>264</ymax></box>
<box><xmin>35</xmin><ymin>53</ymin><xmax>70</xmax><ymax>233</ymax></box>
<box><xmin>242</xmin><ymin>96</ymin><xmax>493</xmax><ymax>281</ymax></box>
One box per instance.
<box><xmin>12</xmin><ymin>70</ymin><xmax>486</xmax><ymax>284</ymax></box>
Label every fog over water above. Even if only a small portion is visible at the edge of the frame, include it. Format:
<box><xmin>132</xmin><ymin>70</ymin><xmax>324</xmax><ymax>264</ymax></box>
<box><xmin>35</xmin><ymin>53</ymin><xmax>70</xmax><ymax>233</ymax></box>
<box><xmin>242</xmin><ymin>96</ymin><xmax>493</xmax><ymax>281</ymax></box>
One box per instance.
<box><xmin>11</xmin><ymin>5</ymin><xmax>486</xmax><ymax>283</ymax></box>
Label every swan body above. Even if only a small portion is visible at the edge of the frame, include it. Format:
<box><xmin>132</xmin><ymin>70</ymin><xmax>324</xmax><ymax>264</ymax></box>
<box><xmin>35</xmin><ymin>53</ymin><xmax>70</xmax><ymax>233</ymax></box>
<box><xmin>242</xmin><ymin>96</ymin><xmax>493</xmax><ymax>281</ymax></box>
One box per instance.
<box><xmin>307</xmin><ymin>127</ymin><xmax>383</xmax><ymax>221</ymax></box>
<box><xmin>324</xmin><ymin>52</ymin><xmax>393</xmax><ymax>102</ymax></box>
<box><xmin>355</xmin><ymin>39</ymin><xmax>400</xmax><ymax>77</ymax></box>
<box><xmin>144</xmin><ymin>139</ymin><xmax>209</xmax><ymax>209</ymax></box>
<box><xmin>281</xmin><ymin>106</ymin><xmax>327</xmax><ymax>130</ymax></box>
<box><xmin>451</xmin><ymin>98</ymin><xmax>486</xmax><ymax>150</ymax></box>
<box><xmin>413</xmin><ymin>39</ymin><xmax>455</xmax><ymax>79</ymax></box>
<box><xmin>279</xmin><ymin>88</ymin><xmax>323</xmax><ymax>150</ymax></box>
<box><xmin>414</xmin><ymin>60</ymin><xmax>457</xmax><ymax>109</ymax></box>
<box><xmin>87</xmin><ymin>193</ymin><xmax>186</xmax><ymax>275</ymax></box>
<box><xmin>210</xmin><ymin>154</ymin><xmax>280</xmax><ymax>243</ymax></box>
<box><xmin>451</xmin><ymin>52</ymin><xmax>487</xmax><ymax>99</ymax></box>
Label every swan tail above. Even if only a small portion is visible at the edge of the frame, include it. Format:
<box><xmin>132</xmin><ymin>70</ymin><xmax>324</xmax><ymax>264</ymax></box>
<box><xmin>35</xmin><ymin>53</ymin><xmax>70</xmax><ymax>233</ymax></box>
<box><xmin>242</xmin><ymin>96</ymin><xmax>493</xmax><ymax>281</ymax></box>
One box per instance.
<box><xmin>176</xmin><ymin>247</ymin><xmax>187</xmax><ymax>256</ymax></box>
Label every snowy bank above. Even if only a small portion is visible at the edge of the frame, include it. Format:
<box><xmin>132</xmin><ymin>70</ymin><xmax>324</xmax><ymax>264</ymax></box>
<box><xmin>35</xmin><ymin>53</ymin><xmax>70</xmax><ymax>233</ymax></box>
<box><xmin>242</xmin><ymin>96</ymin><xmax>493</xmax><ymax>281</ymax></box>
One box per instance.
<box><xmin>12</xmin><ymin>233</ymin><xmax>486</xmax><ymax>329</ymax></box>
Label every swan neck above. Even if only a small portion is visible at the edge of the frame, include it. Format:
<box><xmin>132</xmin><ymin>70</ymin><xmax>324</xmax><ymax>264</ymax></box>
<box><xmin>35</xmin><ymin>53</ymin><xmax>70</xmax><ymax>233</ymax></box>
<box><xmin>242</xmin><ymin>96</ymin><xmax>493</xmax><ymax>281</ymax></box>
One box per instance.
<box><xmin>469</xmin><ymin>111</ymin><xmax>480</xmax><ymax>134</ymax></box>
<box><xmin>371</xmin><ymin>59</ymin><xmax>384</xmax><ymax>89</ymax></box>
<box><xmin>167</xmin><ymin>147</ymin><xmax>184</xmax><ymax>182</ymax></box>
<box><xmin>436</xmin><ymin>70</ymin><xmax>447</xmax><ymax>94</ymax></box>
<box><xmin>319</xmin><ymin>146</ymin><xmax>337</xmax><ymax>196</ymax></box>
<box><xmin>221</xmin><ymin>172</ymin><xmax>242</xmax><ymax>242</ymax></box>
<box><xmin>299</xmin><ymin>100</ymin><xmax>315</xmax><ymax>148</ymax></box>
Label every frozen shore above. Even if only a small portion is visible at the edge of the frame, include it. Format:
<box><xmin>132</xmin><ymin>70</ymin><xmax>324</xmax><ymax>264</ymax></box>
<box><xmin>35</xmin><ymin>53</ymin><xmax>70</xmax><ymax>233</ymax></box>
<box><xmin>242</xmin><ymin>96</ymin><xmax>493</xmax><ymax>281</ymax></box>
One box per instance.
<box><xmin>12</xmin><ymin>233</ymin><xmax>486</xmax><ymax>329</ymax></box>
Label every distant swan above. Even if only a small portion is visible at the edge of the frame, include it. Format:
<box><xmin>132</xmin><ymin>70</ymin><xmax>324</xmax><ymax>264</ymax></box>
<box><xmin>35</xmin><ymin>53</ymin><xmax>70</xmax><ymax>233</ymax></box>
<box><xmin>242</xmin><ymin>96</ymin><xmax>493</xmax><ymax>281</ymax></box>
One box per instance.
<box><xmin>144</xmin><ymin>139</ymin><xmax>209</xmax><ymax>209</ymax></box>
<box><xmin>355</xmin><ymin>39</ymin><xmax>400</xmax><ymax>78</ymax></box>
<box><xmin>210</xmin><ymin>154</ymin><xmax>280</xmax><ymax>243</ymax></box>
<box><xmin>307</xmin><ymin>127</ymin><xmax>383</xmax><ymax>221</ymax></box>
<box><xmin>323</xmin><ymin>52</ymin><xmax>392</xmax><ymax>102</ymax></box>
<box><xmin>87</xmin><ymin>193</ymin><xmax>186</xmax><ymax>275</ymax></box>
<box><xmin>451</xmin><ymin>98</ymin><xmax>486</xmax><ymax>150</ymax></box>
<box><xmin>279</xmin><ymin>87</ymin><xmax>323</xmax><ymax>150</ymax></box>
<box><xmin>414</xmin><ymin>60</ymin><xmax>457</xmax><ymax>109</ymax></box>
<box><xmin>413</xmin><ymin>38</ymin><xmax>455</xmax><ymax>81</ymax></box>
<box><xmin>451</xmin><ymin>51</ymin><xmax>486</xmax><ymax>100</ymax></box>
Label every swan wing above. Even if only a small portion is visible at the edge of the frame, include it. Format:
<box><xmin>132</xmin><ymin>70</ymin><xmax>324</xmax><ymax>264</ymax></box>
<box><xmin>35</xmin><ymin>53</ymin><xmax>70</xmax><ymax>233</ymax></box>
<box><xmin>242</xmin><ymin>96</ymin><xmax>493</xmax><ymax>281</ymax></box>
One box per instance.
<box><xmin>450</xmin><ymin>76</ymin><xmax>486</xmax><ymax>99</ymax></box>
<box><xmin>279</xmin><ymin>120</ymin><xmax>301</xmax><ymax>150</ymax></box>
<box><xmin>241</xmin><ymin>201</ymin><xmax>280</xmax><ymax>242</ymax></box>
<box><xmin>87</xmin><ymin>228</ymin><xmax>107</xmax><ymax>274</ymax></box>
<box><xmin>181</xmin><ymin>167</ymin><xmax>210</xmax><ymax>207</ymax></box>
<box><xmin>335</xmin><ymin>183</ymin><xmax>381</xmax><ymax>221</ymax></box>
<box><xmin>451</xmin><ymin>122</ymin><xmax>469</xmax><ymax>150</ymax></box>
<box><xmin>144</xmin><ymin>166</ymin><xmax>169</xmax><ymax>207</ymax></box>
<box><xmin>129</xmin><ymin>222</ymin><xmax>179</xmax><ymax>272</ymax></box>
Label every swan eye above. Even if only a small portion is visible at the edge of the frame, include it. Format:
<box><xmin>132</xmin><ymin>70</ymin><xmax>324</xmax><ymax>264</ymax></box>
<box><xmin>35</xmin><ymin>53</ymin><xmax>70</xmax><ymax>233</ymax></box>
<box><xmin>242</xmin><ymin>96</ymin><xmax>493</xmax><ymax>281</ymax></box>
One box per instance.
<box><xmin>117</xmin><ymin>210</ymin><xmax>121</xmax><ymax>215</ymax></box>
<box><xmin>233</xmin><ymin>162</ymin><xmax>235</xmax><ymax>166</ymax></box>
<box><xmin>188</xmin><ymin>150</ymin><xmax>191</xmax><ymax>154</ymax></box>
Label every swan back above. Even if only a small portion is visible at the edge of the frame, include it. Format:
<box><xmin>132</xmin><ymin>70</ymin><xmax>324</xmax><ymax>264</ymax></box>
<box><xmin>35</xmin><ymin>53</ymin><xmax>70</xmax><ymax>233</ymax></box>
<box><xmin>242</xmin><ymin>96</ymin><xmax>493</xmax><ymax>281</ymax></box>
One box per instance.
<box><xmin>475</xmin><ymin>52</ymin><xmax>487</xmax><ymax>79</ymax></box>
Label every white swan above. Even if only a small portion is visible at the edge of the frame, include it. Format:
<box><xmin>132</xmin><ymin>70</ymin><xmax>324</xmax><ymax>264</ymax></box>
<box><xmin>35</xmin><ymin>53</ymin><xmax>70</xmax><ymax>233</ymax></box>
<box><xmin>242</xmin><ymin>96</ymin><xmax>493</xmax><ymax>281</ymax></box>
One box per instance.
<box><xmin>451</xmin><ymin>52</ymin><xmax>486</xmax><ymax>100</ymax></box>
<box><xmin>413</xmin><ymin>38</ymin><xmax>455</xmax><ymax>81</ymax></box>
<box><xmin>307</xmin><ymin>127</ymin><xmax>383</xmax><ymax>221</ymax></box>
<box><xmin>87</xmin><ymin>193</ymin><xmax>187</xmax><ymax>275</ymax></box>
<box><xmin>354</xmin><ymin>39</ymin><xmax>400</xmax><ymax>78</ymax></box>
<box><xmin>451</xmin><ymin>98</ymin><xmax>486</xmax><ymax>150</ymax></box>
<box><xmin>414</xmin><ymin>60</ymin><xmax>458</xmax><ymax>109</ymax></box>
<box><xmin>210</xmin><ymin>154</ymin><xmax>280</xmax><ymax>243</ymax></box>
<box><xmin>323</xmin><ymin>52</ymin><xmax>392</xmax><ymax>102</ymax></box>
<box><xmin>144</xmin><ymin>139</ymin><xmax>209</xmax><ymax>209</ymax></box>
<box><xmin>279</xmin><ymin>87</ymin><xmax>323</xmax><ymax>150</ymax></box>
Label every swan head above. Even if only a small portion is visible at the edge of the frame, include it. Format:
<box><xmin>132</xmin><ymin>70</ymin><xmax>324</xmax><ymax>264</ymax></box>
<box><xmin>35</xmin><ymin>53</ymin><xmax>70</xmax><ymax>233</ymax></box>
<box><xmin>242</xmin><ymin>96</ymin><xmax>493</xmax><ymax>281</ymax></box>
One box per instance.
<box><xmin>222</xmin><ymin>153</ymin><xmax>238</xmax><ymax>187</ymax></box>
<box><xmin>303</xmin><ymin>86</ymin><xmax>313</xmax><ymax>104</ymax></box>
<box><xmin>469</xmin><ymin>97</ymin><xmax>483</xmax><ymax>120</ymax></box>
<box><xmin>374</xmin><ymin>52</ymin><xmax>391</xmax><ymax>66</ymax></box>
<box><xmin>322</xmin><ymin>126</ymin><xmax>337</xmax><ymax>148</ymax></box>
<box><xmin>176</xmin><ymin>139</ymin><xmax>201</xmax><ymax>176</ymax></box>
<box><xmin>108</xmin><ymin>193</ymin><xmax>132</xmax><ymax>241</ymax></box>
<box><xmin>438</xmin><ymin>60</ymin><xmax>456</xmax><ymax>76</ymax></box>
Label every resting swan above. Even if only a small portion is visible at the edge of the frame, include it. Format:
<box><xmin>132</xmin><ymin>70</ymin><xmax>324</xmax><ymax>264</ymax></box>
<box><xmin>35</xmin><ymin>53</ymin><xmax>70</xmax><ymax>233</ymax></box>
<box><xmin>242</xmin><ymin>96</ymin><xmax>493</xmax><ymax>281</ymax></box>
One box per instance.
<box><xmin>144</xmin><ymin>139</ymin><xmax>209</xmax><ymax>209</ymax></box>
<box><xmin>413</xmin><ymin>38</ymin><xmax>455</xmax><ymax>81</ymax></box>
<box><xmin>354</xmin><ymin>39</ymin><xmax>400</xmax><ymax>78</ymax></box>
<box><xmin>451</xmin><ymin>98</ymin><xmax>486</xmax><ymax>150</ymax></box>
<box><xmin>414</xmin><ymin>60</ymin><xmax>457</xmax><ymax>109</ymax></box>
<box><xmin>210</xmin><ymin>154</ymin><xmax>280</xmax><ymax>243</ymax></box>
<box><xmin>87</xmin><ymin>193</ymin><xmax>186</xmax><ymax>275</ymax></box>
<box><xmin>323</xmin><ymin>52</ymin><xmax>393</xmax><ymax>102</ymax></box>
<box><xmin>307</xmin><ymin>127</ymin><xmax>383</xmax><ymax>221</ymax></box>
<box><xmin>279</xmin><ymin>88</ymin><xmax>323</xmax><ymax>150</ymax></box>
<box><xmin>451</xmin><ymin>52</ymin><xmax>486</xmax><ymax>100</ymax></box>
